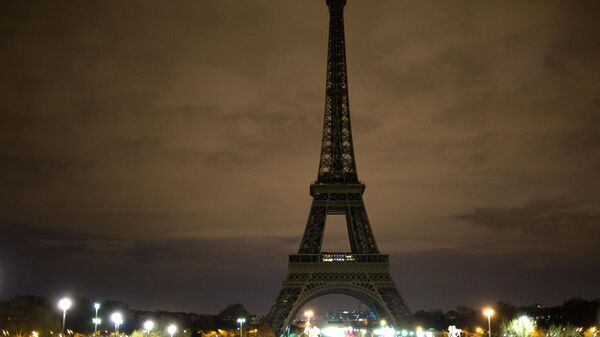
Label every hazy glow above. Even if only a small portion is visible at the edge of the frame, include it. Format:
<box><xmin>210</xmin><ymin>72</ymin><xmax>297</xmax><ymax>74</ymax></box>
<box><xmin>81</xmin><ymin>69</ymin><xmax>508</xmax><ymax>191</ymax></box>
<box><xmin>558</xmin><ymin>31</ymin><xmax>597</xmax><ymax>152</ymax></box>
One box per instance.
<box><xmin>322</xmin><ymin>327</ymin><xmax>345</xmax><ymax>337</ymax></box>
<box><xmin>144</xmin><ymin>320</ymin><xmax>155</xmax><ymax>331</ymax></box>
<box><xmin>507</xmin><ymin>316</ymin><xmax>535</xmax><ymax>337</ymax></box>
<box><xmin>416</xmin><ymin>327</ymin><xmax>424</xmax><ymax>337</ymax></box>
<box><xmin>58</xmin><ymin>298</ymin><xmax>72</xmax><ymax>311</ymax></box>
<box><xmin>373</xmin><ymin>327</ymin><xmax>396</xmax><ymax>337</ymax></box>
<box><xmin>167</xmin><ymin>325</ymin><xmax>177</xmax><ymax>336</ymax></box>
<box><xmin>483</xmin><ymin>308</ymin><xmax>495</xmax><ymax>318</ymax></box>
<box><xmin>111</xmin><ymin>312</ymin><xmax>123</xmax><ymax>325</ymax></box>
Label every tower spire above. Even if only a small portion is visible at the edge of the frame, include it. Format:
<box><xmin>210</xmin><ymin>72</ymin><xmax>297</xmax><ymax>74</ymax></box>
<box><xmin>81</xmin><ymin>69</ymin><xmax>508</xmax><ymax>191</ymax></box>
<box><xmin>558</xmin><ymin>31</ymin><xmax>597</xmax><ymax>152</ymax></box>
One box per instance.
<box><xmin>318</xmin><ymin>0</ymin><xmax>357</xmax><ymax>184</ymax></box>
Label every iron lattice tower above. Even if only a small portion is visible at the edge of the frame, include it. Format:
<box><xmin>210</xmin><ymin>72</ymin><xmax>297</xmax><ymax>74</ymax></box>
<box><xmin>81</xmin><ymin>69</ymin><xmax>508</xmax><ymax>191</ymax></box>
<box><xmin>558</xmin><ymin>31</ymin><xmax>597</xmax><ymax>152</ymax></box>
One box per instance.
<box><xmin>267</xmin><ymin>0</ymin><xmax>410</xmax><ymax>335</ymax></box>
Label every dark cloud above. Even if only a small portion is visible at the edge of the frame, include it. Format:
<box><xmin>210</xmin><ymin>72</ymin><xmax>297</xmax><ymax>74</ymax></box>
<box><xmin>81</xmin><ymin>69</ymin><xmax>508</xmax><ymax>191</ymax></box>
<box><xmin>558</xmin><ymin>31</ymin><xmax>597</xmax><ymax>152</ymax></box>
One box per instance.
<box><xmin>0</xmin><ymin>223</ymin><xmax>112</xmax><ymax>259</ymax></box>
<box><xmin>458</xmin><ymin>198</ymin><xmax>600</xmax><ymax>238</ymax></box>
<box><xmin>456</xmin><ymin>198</ymin><xmax>600</xmax><ymax>267</ymax></box>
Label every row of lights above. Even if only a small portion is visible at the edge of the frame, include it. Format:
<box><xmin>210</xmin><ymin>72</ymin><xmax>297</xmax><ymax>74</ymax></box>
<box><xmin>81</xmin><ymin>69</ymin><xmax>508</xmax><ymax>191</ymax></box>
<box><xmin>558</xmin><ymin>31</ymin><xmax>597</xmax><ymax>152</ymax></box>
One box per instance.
<box><xmin>302</xmin><ymin>307</ymin><xmax>497</xmax><ymax>336</ymax></box>
<box><xmin>57</xmin><ymin>297</ymin><xmax>180</xmax><ymax>337</ymax></box>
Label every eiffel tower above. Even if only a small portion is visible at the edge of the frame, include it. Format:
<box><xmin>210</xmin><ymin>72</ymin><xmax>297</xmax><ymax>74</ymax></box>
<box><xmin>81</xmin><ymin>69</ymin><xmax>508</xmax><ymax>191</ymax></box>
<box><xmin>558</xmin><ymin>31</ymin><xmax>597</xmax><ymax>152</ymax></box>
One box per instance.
<box><xmin>266</xmin><ymin>0</ymin><xmax>410</xmax><ymax>335</ymax></box>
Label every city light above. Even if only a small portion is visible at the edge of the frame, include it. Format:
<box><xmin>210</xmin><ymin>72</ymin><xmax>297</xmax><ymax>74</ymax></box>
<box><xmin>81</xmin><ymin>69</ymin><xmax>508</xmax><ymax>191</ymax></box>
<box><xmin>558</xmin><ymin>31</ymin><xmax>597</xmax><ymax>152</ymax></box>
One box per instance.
<box><xmin>144</xmin><ymin>320</ymin><xmax>155</xmax><ymax>332</ymax></box>
<box><xmin>58</xmin><ymin>297</ymin><xmax>72</xmax><ymax>335</ymax></box>
<box><xmin>111</xmin><ymin>312</ymin><xmax>124</xmax><ymax>334</ymax></box>
<box><xmin>93</xmin><ymin>303</ymin><xmax>101</xmax><ymax>333</ymax></box>
<box><xmin>237</xmin><ymin>318</ymin><xmax>246</xmax><ymax>337</ymax></box>
<box><xmin>167</xmin><ymin>324</ymin><xmax>177</xmax><ymax>337</ymax></box>
<box><xmin>322</xmin><ymin>327</ymin><xmax>346</xmax><ymax>337</ymax></box>
<box><xmin>506</xmin><ymin>316</ymin><xmax>535</xmax><ymax>337</ymax></box>
<box><xmin>304</xmin><ymin>310</ymin><xmax>314</xmax><ymax>327</ymax></box>
<box><xmin>58</xmin><ymin>298</ymin><xmax>72</xmax><ymax>311</ymax></box>
<box><xmin>373</xmin><ymin>326</ymin><xmax>396</xmax><ymax>337</ymax></box>
<box><xmin>416</xmin><ymin>326</ymin><xmax>424</xmax><ymax>337</ymax></box>
<box><xmin>483</xmin><ymin>308</ymin><xmax>495</xmax><ymax>337</ymax></box>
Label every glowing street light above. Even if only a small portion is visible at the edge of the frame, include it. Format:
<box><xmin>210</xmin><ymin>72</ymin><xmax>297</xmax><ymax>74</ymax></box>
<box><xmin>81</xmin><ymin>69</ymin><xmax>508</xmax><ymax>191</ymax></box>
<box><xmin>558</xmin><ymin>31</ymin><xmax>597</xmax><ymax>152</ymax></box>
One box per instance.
<box><xmin>416</xmin><ymin>326</ymin><xmax>425</xmax><ymax>337</ymax></box>
<box><xmin>92</xmin><ymin>318</ymin><xmax>102</xmax><ymax>333</ymax></box>
<box><xmin>144</xmin><ymin>320</ymin><xmax>155</xmax><ymax>333</ymax></box>
<box><xmin>111</xmin><ymin>312</ymin><xmax>124</xmax><ymax>335</ymax></box>
<box><xmin>483</xmin><ymin>308</ymin><xmax>495</xmax><ymax>337</ymax></box>
<box><xmin>58</xmin><ymin>297</ymin><xmax>72</xmax><ymax>336</ymax></box>
<box><xmin>237</xmin><ymin>318</ymin><xmax>246</xmax><ymax>337</ymax></box>
<box><xmin>93</xmin><ymin>303</ymin><xmax>101</xmax><ymax>333</ymax></box>
<box><xmin>304</xmin><ymin>310</ymin><xmax>314</xmax><ymax>327</ymax></box>
<box><xmin>167</xmin><ymin>325</ymin><xmax>177</xmax><ymax>337</ymax></box>
<box><xmin>380</xmin><ymin>320</ymin><xmax>387</xmax><ymax>327</ymax></box>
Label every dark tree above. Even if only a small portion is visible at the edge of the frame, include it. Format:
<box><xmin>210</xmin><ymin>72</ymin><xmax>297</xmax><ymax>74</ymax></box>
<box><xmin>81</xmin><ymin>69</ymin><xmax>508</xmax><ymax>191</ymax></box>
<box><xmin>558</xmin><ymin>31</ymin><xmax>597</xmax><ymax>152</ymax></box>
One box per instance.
<box><xmin>412</xmin><ymin>309</ymin><xmax>449</xmax><ymax>330</ymax></box>
<box><xmin>217</xmin><ymin>304</ymin><xmax>250</xmax><ymax>327</ymax></box>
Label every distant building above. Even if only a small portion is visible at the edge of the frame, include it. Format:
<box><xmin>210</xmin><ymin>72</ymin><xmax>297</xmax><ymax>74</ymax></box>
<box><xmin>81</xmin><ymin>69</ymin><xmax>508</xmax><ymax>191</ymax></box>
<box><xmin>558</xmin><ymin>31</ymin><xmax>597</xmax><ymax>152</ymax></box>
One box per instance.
<box><xmin>0</xmin><ymin>295</ymin><xmax>59</xmax><ymax>333</ymax></box>
<box><xmin>327</xmin><ymin>310</ymin><xmax>376</xmax><ymax>325</ymax></box>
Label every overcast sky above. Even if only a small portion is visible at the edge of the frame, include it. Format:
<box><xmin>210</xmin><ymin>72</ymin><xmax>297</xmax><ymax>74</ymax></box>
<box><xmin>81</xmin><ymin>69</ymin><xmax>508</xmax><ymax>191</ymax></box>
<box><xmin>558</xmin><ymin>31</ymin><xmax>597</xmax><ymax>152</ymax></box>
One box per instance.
<box><xmin>1</xmin><ymin>0</ymin><xmax>599</xmax><ymax>315</ymax></box>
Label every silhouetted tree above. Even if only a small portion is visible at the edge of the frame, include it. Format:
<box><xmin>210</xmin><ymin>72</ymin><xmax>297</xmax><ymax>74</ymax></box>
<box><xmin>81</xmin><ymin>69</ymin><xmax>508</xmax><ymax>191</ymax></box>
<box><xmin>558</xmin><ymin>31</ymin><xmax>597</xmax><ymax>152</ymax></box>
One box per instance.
<box><xmin>412</xmin><ymin>309</ymin><xmax>449</xmax><ymax>330</ymax></box>
<box><xmin>217</xmin><ymin>304</ymin><xmax>249</xmax><ymax>328</ymax></box>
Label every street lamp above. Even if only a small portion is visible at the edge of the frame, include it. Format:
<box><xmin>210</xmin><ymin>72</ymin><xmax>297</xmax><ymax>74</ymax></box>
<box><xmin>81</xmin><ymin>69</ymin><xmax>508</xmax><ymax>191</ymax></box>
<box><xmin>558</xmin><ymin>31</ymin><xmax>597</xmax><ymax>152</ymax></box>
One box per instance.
<box><xmin>144</xmin><ymin>320</ymin><xmax>155</xmax><ymax>334</ymax></box>
<box><xmin>144</xmin><ymin>320</ymin><xmax>154</xmax><ymax>337</ymax></box>
<box><xmin>111</xmin><ymin>312</ymin><xmax>124</xmax><ymax>335</ymax></box>
<box><xmin>92</xmin><ymin>318</ymin><xmax>102</xmax><ymax>334</ymax></box>
<box><xmin>483</xmin><ymin>308</ymin><xmax>495</xmax><ymax>337</ymax></box>
<box><xmin>237</xmin><ymin>318</ymin><xmax>246</xmax><ymax>337</ymax></box>
<box><xmin>58</xmin><ymin>297</ymin><xmax>72</xmax><ymax>336</ymax></box>
<box><xmin>304</xmin><ymin>310</ymin><xmax>314</xmax><ymax>328</ymax></box>
<box><xmin>167</xmin><ymin>325</ymin><xmax>177</xmax><ymax>337</ymax></box>
<box><xmin>93</xmin><ymin>303</ymin><xmax>101</xmax><ymax>333</ymax></box>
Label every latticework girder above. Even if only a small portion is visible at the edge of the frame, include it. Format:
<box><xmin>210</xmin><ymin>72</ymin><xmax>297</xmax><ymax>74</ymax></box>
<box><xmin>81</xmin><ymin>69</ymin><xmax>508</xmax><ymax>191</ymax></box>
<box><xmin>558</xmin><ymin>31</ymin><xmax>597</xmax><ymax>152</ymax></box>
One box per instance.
<box><xmin>266</xmin><ymin>1</ymin><xmax>410</xmax><ymax>335</ymax></box>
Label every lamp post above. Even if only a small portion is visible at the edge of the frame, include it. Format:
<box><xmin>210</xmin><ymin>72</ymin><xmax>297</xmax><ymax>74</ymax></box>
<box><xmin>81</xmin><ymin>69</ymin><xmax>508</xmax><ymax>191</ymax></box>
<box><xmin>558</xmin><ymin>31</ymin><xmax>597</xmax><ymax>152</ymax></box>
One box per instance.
<box><xmin>92</xmin><ymin>318</ymin><xmax>102</xmax><ymax>334</ymax></box>
<box><xmin>483</xmin><ymin>308</ymin><xmax>495</xmax><ymax>337</ymax></box>
<box><xmin>111</xmin><ymin>312</ymin><xmax>124</xmax><ymax>336</ymax></box>
<box><xmin>237</xmin><ymin>318</ymin><xmax>246</xmax><ymax>337</ymax></box>
<box><xmin>167</xmin><ymin>325</ymin><xmax>177</xmax><ymax>337</ymax></box>
<box><xmin>58</xmin><ymin>297</ymin><xmax>72</xmax><ymax>336</ymax></box>
<box><xmin>144</xmin><ymin>320</ymin><xmax>155</xmax><ymax>337</ymax></box>
<box><xmin>93</xmin><ymin>303</ymin><xmax>101</xmax><ymax>333</ymax></box>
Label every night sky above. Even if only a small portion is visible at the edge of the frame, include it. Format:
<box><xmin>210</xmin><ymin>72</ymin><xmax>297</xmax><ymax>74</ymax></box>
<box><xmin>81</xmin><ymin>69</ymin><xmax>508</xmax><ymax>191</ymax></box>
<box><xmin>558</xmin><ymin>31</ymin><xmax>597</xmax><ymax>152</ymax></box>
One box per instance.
<box><xmin>1</xmin><ymin>0</ymin><xmax>599</xmax><ymax>315</ymax></box>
